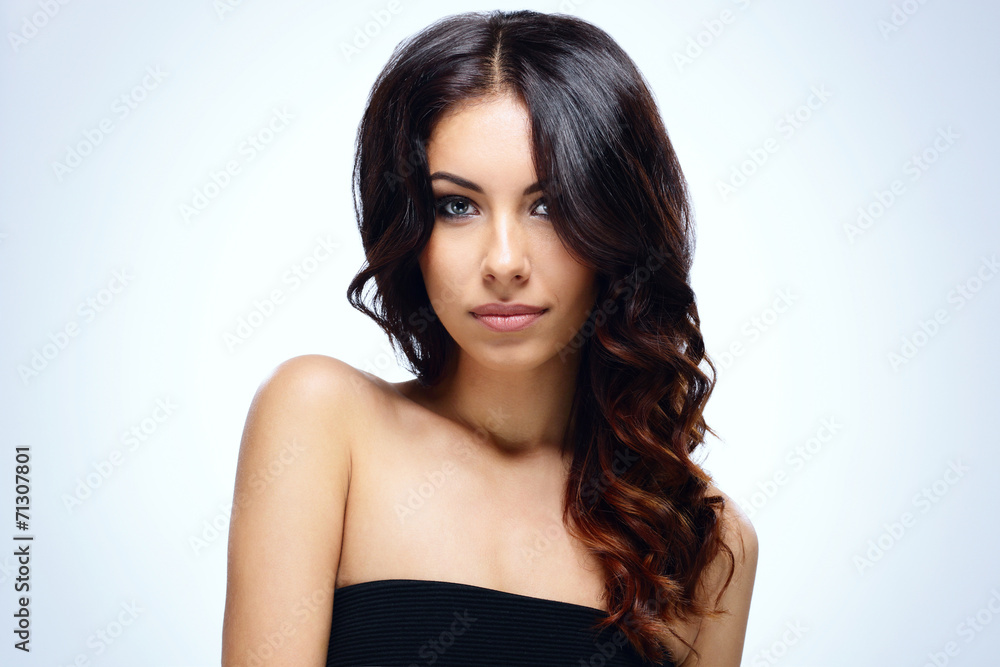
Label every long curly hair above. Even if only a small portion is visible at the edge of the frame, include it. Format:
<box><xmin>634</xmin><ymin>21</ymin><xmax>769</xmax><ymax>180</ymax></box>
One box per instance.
<box><xmin>345</xmin><ymin>10</ymin><xmax>734</xmax><ymax>664</ymax></box>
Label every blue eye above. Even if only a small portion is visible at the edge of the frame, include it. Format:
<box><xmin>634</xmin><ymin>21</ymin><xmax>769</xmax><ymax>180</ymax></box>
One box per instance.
<box><xmin>435</xmin><ymin>196</ymin><xmax>476</xmax><ymax>219</ymax></box>
<box><xmin>432</xmin><ymin>196</ymin><xmax>550</xmax><ymax>220</ymax></box>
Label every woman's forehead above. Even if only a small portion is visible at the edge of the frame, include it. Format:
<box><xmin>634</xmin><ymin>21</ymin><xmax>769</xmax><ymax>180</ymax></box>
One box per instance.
<box><xmin>426</xmin><ymin>98</ymin><xmax>537</xmax><ymax>187</ymax></box>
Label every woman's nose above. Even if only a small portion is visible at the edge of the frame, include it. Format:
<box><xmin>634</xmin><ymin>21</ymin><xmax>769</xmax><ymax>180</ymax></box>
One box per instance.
<box><xmin>481</xmin><ymin>210</ymin><xmax>529</xmax><ymax>282</ymax></box>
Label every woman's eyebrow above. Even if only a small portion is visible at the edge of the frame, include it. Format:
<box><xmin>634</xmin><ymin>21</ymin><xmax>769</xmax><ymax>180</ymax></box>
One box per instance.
<box><xmin>429</xmin><ymin>171</ymin><xmax>543</xmax><ymax>196</ymax></box>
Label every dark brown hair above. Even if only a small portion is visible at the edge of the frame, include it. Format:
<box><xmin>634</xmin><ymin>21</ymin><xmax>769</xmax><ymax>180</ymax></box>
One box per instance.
<box><xmin>346</xmin><ymin>10</ymin><xmax>734</xmax><ymax>664</ymax></box>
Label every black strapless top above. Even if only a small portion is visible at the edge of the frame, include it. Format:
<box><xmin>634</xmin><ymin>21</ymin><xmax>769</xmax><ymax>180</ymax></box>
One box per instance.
<box><xmin>325</xmin><ymin>578</ymin><xmax>676</xmax><ymax>667</ymax></box>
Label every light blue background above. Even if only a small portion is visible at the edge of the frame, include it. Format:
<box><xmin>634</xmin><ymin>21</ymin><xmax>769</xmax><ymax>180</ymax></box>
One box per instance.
<box><xmin>2</xmin><ymin>1</ymin><xmax>998</xmax><ymax>665</ymax></box>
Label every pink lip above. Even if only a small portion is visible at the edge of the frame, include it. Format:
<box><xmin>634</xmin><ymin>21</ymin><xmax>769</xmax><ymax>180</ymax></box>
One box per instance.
<box><xmin>472</xmin><ymin>310</ymin><xmax>546</xmax><ymax>332</ymax></box>
<box><xmin>471</xmin><ymin>302</ymin><xmax>547</xmax><ymax>316</ymax></box>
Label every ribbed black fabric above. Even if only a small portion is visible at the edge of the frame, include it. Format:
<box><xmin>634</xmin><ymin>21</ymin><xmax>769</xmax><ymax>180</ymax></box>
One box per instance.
<box><xmin>325</xmin><ymin>578</ymin><xmax>675</xmax><ymax>667</ymax></box>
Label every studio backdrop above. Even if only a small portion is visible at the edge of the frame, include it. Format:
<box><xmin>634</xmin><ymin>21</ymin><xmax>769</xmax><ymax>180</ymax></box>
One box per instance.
<box><xmin>2</xmin><ymin>0</ymin><xmax>998</xmax><ymax>665</ymax></box>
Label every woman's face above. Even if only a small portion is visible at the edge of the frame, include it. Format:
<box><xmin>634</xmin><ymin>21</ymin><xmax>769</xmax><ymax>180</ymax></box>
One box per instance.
<box><xmin>418</xmin><ymin>93</ymin><xmax>598</xmax><ymax>372</ymax></box>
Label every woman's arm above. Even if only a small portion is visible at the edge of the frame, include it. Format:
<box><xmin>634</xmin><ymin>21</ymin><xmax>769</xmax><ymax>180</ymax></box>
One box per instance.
<box><xmin>221</xmin><ymin>355</ymin><xmax>357</xmax><ymax>667</ymax></box>
<box><xmin>679</xmin><ymin>485</ymin><xmax>759</xmax><ymax>667</ymax></box>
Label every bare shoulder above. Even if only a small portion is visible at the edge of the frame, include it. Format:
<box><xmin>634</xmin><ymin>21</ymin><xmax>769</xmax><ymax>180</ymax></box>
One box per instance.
<box><xmin>234</xmin><ymin>353</ymin><xmax>364</xmax><ymax>478</ymax></box>
<box><xmin>706</xmin><ymin>481</ymin><xmax>759</xmax><ymax>570</ymax></box>
<box><xmin>252</xmin><ymin>353</ymin><xmax>385</xmax><ymax>431</ymax></box>
<box><xmin>256</xmin><ymin>353</ymin><xmax>374</xmax><ymax>408</ymax></box>
<box><xmin>677</xmin><ymin>481</ymin><xmax>759</xmax><ymax>667</ymax></box>
<box><xmin>221</xmin><ymin>353</ymin><xmax>380</xmax><ymax>666</ymax></box>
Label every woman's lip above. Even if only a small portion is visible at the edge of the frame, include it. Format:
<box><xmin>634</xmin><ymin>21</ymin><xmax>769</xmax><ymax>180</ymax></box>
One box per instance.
<box><xmin>471</xmin><ymin>309</ymin><xmax>547</xmax><ymax>332</ymax></box>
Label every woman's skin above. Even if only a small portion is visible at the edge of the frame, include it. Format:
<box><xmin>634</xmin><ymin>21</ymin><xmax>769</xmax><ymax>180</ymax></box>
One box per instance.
<box><xmin>222</xmin><ymin>92</ymin><xmax>757</xmax><ymax>667</ymax></box>
<box><xmin>404</xmin><ymin>91</ymin><xmax>598</xmax><ymax>463</ymax></box>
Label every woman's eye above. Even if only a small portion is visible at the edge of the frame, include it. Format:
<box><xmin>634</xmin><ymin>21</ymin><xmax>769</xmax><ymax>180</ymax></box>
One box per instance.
<box><xmin>435</xmin><ymin>196</ymin><xmax>476</xmax><ymax>218</ymax></box>
<box><xmin>433</xmin><ymin>196</ymin><xmax>549</xmax><ymax>219</ymax></box>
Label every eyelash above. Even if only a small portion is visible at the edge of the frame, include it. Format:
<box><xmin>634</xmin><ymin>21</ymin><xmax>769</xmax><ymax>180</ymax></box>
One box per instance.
<box><xmin>434</xmin><ymin>195</ymin><xmax>549</xmax><ymax>220</ymax></box>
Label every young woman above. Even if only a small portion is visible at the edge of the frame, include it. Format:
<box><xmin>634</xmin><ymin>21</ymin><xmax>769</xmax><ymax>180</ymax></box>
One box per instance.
<box><xmin>223</xmin><ymin>10</ymin><xmax>757</xmax><ymax>667</ymax></box>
